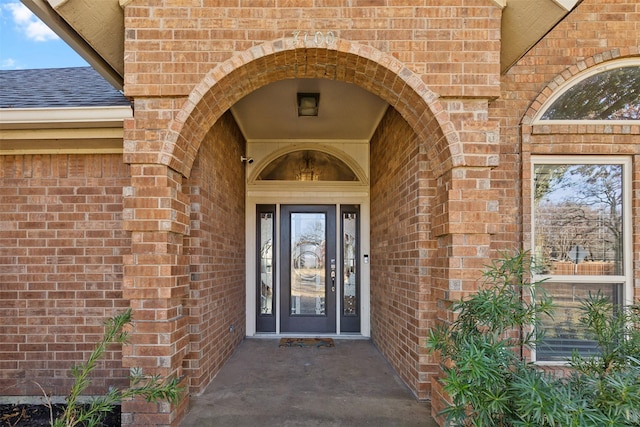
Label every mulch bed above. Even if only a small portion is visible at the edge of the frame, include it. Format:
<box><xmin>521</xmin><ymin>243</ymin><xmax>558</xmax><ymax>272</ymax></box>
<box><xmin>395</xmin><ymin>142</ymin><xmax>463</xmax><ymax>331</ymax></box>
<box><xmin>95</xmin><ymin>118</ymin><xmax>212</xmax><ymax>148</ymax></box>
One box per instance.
<box><xmin>0</xmin><ymin>403</ymin><xmax>120</xmax><ymax>427</ymax></box>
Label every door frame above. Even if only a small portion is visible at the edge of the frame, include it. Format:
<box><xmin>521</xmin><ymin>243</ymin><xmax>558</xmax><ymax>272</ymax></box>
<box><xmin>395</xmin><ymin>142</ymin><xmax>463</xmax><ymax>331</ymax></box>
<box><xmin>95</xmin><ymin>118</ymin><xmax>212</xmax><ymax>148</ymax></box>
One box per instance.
<box><xmin>245</xmin><ymin>193</ymin><xmax>370</xmax><ymax>337</ymax></box>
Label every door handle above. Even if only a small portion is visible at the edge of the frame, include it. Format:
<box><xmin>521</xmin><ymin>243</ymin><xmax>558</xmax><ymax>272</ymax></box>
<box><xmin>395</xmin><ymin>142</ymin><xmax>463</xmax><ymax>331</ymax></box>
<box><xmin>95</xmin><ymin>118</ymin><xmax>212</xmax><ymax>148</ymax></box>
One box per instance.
<box><xmin>330</xmin><ymin>259</ymin><xmax>336</xmax><ymax>292</ymax></box>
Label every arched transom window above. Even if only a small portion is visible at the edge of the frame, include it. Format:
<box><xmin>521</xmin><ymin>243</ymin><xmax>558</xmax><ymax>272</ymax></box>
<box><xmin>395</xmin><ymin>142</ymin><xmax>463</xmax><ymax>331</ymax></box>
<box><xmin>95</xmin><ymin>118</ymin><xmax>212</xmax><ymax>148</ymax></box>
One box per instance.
<box><xmin>257</xmin><ymin>150</ymin><xmax>358</xmax><ymax>182</ymax></box>
<box><xmin>535</xmin><ymin>59</ymin><xmax>640</xmax><ymax>122</ymax></box>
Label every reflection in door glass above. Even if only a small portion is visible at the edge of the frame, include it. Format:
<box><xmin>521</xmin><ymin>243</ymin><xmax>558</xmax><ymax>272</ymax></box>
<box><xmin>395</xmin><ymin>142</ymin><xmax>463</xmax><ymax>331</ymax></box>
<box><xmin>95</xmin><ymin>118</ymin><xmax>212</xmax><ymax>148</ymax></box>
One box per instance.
<box><xmin>290</xmin><ymin>213</ymin><xmax>326</xmax><ymax>316</ymax></box>
<box><xmin>343</xmin><ymin>213</ymin><xmax>357</xmax><ymax>316</ymax></box>
<box><xmin>260</xmin><ymin>213</ymin><xmax>273</xmax><ymax>315</ymax></box>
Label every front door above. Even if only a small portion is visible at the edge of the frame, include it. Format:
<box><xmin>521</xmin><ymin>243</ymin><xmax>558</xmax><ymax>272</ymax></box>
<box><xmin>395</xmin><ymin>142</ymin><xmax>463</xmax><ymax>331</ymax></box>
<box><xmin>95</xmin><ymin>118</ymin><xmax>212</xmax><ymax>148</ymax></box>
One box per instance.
<box><xmin>255</xmin><ymin>204</ymin><xmax>361</xmax><ymax>334</ymax></box>
<box><xmin>280</xmin><ymin>205</ymin><xmax>336</xmax><ymax>333</ymax></box>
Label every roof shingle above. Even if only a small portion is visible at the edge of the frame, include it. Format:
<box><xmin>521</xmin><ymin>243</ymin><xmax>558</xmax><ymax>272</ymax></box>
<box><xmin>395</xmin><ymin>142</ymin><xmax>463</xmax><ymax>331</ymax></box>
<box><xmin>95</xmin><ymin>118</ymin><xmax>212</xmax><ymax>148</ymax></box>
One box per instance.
<box><xmin>0</xmin><ymin>67</ymin><xmax>130</xmax><ymax>109</ymax></box>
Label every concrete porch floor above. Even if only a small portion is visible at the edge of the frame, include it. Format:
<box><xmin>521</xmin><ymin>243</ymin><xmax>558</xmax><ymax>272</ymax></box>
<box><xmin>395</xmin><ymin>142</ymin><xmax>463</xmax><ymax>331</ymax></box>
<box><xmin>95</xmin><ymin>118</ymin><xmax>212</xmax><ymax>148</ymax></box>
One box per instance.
<box><xmin>180</xmin><ymin>338</ymin><xmax>439</xmax><ymax>427</ymax></box>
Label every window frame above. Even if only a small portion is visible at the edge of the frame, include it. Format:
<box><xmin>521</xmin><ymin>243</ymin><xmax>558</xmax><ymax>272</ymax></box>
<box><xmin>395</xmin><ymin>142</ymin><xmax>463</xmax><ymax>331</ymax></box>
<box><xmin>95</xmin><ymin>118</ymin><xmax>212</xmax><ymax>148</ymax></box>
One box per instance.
<box><xmin>530</xmin><ymin>155</ymin><xmax>633</xmax><ymax>365</ymax></box>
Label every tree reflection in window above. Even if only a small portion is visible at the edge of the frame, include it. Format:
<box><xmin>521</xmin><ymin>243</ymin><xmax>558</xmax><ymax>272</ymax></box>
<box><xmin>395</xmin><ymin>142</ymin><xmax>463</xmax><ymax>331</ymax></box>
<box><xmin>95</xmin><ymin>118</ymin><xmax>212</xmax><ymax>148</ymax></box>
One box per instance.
<box><xmin>533</xmin><ymin>163</ymin><xmax>623</xmax><ymax>275</ymax></box>
<box><xmin>540</xmin><ymin>65</ymin><xmax>640</xmax><ymax>120</ymax></box>
<box><xmin>533</xmin><ymin>162</ymin><xmax>627</xmax><ymax>361</ymax></box>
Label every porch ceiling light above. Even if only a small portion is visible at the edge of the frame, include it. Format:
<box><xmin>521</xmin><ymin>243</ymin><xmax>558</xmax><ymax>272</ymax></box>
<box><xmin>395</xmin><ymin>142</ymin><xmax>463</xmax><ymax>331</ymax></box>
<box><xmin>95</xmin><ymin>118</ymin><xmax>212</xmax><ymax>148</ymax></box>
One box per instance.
<box><xmin>297</xmin><ymin>93</ymin><xmax>320</xmax><ymax>117</ymax></box>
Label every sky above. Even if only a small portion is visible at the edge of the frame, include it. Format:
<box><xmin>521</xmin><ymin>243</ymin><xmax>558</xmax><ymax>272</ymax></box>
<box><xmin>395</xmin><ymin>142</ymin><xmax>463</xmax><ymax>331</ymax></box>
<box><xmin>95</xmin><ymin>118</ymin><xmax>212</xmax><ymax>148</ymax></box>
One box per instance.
<box><xmin>0</xmin><ymin>0</ymin><xmax>88</xmax><ymax>69</ymax></box>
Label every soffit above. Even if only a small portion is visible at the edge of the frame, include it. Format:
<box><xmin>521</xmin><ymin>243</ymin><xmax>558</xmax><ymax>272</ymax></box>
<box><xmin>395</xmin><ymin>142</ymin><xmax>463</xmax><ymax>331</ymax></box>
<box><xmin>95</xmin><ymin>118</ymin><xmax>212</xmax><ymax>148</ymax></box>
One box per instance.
<box><xmin>21</xmin><ymin>0</ymin><xmax>125</xmax><ymax>90</ymax></box>
<box><xmin>501</xmin><ymin>0</ymin><xmax>581</xmax><ymax>73</ymax></box>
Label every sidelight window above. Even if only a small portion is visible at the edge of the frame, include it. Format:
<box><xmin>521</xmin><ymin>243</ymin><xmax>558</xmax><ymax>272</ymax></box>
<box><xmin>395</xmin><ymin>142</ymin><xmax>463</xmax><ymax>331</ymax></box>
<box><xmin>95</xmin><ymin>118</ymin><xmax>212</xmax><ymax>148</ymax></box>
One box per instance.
<box><xmin>256</xmin><ymin>205</ymin><xmax>276</xmax><ymax>332</ymax></box>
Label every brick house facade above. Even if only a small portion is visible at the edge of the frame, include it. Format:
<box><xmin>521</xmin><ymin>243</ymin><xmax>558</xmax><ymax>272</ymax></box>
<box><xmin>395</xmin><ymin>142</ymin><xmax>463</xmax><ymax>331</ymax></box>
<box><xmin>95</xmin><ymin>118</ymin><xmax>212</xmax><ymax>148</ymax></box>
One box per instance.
<box><xmin>1</xmin><ymin>1</ymin><xmax>638</xmax><ymax>426</ymax></box>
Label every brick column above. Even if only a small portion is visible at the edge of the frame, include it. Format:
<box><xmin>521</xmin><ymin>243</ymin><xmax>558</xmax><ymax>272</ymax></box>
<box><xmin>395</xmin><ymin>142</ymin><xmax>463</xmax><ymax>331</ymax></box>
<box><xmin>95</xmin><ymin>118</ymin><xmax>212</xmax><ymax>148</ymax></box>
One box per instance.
<box><xmin>431</xmin><ymin>165</ymin><xmax>499</xmax><ymax>423</ymax></box>
<box><xmin>121</xmin><ymin>164</ymin><xmax>190</xmax><ymax>426</ymax></box>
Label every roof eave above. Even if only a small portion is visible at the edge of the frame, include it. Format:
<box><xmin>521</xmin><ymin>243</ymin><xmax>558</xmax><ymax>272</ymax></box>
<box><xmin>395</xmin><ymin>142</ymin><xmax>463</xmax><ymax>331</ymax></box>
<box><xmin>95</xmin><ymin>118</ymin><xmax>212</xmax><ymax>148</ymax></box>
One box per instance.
<box><xmin>501</xmin><ymin>0</ymin><xmax>583</xmax><ymax>73</ymax></box>
<box><xmin>20</xmin><ymin>0</ymin><xmax>124</xmax><ymax>90</ymax></box>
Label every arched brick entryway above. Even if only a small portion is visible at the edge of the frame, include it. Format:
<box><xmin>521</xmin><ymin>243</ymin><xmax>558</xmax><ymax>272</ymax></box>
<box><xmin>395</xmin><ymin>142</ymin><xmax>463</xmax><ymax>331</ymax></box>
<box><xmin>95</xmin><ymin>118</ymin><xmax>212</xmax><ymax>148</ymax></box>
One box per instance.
<box><xmin>125</xmin><ymin>38</ymin><xmax>462</xmax><ymax>178</ymax></box>
<box><xmin>122</xmin><ymin>39</ymin><xmax>499</xmax><ymax>426</ymax></box>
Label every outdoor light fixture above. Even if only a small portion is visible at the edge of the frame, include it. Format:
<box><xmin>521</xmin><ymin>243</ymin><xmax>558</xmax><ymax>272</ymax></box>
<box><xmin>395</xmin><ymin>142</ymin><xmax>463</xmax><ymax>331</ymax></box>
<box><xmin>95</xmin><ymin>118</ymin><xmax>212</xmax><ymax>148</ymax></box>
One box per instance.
<box><xmin>297</xmin><ymin>93</ymin><xmax>320</xmax><ymax>117</ymax></box>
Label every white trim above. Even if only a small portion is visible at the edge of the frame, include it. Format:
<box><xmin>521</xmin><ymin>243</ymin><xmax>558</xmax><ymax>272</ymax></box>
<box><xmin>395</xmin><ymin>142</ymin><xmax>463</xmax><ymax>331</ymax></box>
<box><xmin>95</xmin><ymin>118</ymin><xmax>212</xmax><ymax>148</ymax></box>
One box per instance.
<box><xmin>530</xmin><ymin>155</ymin><xmax>633</xmax><ymax>364</ymax></box>
<box><xmin>0</xmin><ymin>147</ymin><xmax>123</xmax><ymax>155</ymax></box>
<box><xmin>549</xmin><ymin>0</ymin><xmax>579</xmax><ymax>11</ymax></box>
<box><xmin>0</xmin><ymin>106</ymin><xmax>132</xmax><ymax>129</ymax></box>
<box><xmin>533</xmin><ymin>58</ymin><xmax>640</xmax><ymax>124</ymax></box>
<box><xmin>246</xmin><ymin>197</ymin><xmax>371</xmax><ymax>338</ymax></box>
<box><xmin>244</xmin><ymin>139</ymin><xmax>371</xmax><ymax>145</ymax></box>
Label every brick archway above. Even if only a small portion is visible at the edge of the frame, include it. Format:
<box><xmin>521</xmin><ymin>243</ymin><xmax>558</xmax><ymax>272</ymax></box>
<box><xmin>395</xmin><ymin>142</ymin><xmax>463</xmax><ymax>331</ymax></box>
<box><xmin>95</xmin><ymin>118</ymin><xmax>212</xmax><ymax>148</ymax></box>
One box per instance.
<box><xmin>161</xmin><ymin>38</ymin><xmax>461</xmax><ymax>180</ymax></box>
<box><xmin>121</xmin><ymin>38</ymin><xmax>499</xmax><ymax>427</ymax></box>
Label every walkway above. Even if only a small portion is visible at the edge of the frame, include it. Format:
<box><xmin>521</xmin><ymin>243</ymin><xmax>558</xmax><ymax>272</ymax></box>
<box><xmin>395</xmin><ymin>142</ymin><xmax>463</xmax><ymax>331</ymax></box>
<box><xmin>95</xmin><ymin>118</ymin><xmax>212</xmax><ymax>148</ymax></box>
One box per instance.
<box><xmin>180</xmin><ymin>338</ymin><xmax>438</xmax><ymax>427</ymax></box>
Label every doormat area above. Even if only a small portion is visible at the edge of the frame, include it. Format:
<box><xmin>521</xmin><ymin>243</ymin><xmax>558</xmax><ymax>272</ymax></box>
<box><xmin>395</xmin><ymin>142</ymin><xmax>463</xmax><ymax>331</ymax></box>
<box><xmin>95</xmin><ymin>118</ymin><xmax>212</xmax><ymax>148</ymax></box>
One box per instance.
<box><xmin>279</xmin><ymin>338</ymin><xmax>335</xmax><ymax>348</ymax></box>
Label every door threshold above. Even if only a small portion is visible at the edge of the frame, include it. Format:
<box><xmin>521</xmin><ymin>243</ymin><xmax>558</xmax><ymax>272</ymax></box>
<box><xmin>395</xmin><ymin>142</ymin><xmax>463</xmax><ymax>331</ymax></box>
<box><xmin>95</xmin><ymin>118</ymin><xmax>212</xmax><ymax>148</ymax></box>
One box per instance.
<box><xmin>250</xmin><ymin>333</ymin><xmax>369</xmax><ymax>340</ymax></box>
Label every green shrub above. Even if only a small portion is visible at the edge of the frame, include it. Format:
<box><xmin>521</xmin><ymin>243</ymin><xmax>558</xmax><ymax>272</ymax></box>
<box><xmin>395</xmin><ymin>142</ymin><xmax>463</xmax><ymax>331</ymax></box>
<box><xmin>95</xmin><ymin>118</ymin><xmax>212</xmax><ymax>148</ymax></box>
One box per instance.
<box><xmin>41</xmin><ymin>308</ymin><xmax>183</xmax><ymax>427</ymax></box>
<box><xmin>426</xmin><ymin>251</ymin><xmax>640</xmax><ymax>427</ymax></box>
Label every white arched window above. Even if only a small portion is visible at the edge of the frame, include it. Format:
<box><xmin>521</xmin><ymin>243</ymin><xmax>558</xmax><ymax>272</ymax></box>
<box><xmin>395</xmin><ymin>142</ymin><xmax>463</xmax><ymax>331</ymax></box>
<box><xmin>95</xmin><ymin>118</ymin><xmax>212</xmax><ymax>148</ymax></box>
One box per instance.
<box><xmin>534</xmin><ymin>59</ymin><xmax>640</xmax><ymax>123</ymax></box>
<box><xmin>531</xmin><ymin>59</ymin><xmax>636</xmax><ymax>363</ymax></box>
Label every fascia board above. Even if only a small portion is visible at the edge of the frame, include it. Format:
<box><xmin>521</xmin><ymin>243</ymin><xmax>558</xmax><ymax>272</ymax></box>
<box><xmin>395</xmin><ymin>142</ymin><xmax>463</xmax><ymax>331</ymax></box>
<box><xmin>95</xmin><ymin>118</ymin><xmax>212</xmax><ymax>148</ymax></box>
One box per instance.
<box><xmin>550</xmin><ymin>0</ymin><xmax>579</xmax><ymax>11</ymax></box>
<box><xmin>0</xmin><ymin>106</ymin><xmax>132</xmax><ymax>129</ymax></box>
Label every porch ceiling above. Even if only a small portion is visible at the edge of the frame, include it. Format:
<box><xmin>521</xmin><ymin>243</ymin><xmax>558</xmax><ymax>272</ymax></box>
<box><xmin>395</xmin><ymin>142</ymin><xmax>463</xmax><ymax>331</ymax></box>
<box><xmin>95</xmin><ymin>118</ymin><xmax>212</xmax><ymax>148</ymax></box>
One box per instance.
<box><xmin>229</xmin><ymin>79</ymin><xmax>389</xmax><ymax>143</ymax></box>
<box><xmin>22</xmin><ymin>0</ymin><xmax>581</xmax><ymax>91</ymax></box>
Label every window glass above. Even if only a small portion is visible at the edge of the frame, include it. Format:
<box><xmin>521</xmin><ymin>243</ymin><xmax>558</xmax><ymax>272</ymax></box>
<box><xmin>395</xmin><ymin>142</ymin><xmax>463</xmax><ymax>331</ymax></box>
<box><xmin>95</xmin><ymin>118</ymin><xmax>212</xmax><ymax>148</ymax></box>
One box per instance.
<box><xmin>290</xmin><ymin>213</ymin><xmax>326</xmax><ymax>316</ymax></box>
<box><xmin>533</xmin><ymin>160</ymin><xmax>627</xmax><ymax>362</ymax></box>
<box><xmin>536</xmin><ymin>282</ymin><xmax>623</xmax><ymax>362</ymax></box>
<box><xmin>533</xmin><ymin>164</ymin><xmax>623</xmax><ymax>276</ymax></box>
<box><xmin>259</xmin><ymin>212</ymin><xmax>274</xmax><ymax>315</ymax></box>
<box><xmin>540</xmin><ymin>65</ymin><xmax>640</xmax><ymax>120</ymax></box>
<box><xmin>258</xmin><ymin>150</ymin><xmax>358</xmax><ymax>181</ymax></box>
<box><xmin>343</xmin><ymin>212</ymin><xmax>358</xmax><ymax>317</ymax></box>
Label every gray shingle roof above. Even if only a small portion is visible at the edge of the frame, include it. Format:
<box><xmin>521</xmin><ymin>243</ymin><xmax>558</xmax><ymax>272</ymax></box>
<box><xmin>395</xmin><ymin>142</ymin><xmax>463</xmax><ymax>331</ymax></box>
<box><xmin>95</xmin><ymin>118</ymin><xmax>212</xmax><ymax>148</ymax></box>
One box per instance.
<box><xmin>0</xmin><ymin>67</ymin><xmax>130</xmax><ymax>109</ymax></box>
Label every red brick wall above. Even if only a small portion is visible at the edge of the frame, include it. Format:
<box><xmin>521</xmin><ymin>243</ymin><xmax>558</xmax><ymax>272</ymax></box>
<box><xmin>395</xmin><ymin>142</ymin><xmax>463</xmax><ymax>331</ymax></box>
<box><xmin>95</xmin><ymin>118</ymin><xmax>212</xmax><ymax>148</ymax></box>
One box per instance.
<box><xmin>370</xmin><ymin>107</ymin><xmax>438</xmax><ymax>400</ymax></box>
<box><xmin>0</xmin><ymin>154</ymin><xmax>130</xmax><ymax>397</ymax></box>
<box><xmin>182</xmin><ymin>111</ymin><xmax>246</xmax><ymax>393</ymax></box>
<box><xmin>492</xmin><ymin>0</ymin><xmax>639</xmax><ymax>253</ymax></box>
<box><xmin>122</xmin><ymin>0</ymin><xmax>502</xmax><ymax>99</ymax></box>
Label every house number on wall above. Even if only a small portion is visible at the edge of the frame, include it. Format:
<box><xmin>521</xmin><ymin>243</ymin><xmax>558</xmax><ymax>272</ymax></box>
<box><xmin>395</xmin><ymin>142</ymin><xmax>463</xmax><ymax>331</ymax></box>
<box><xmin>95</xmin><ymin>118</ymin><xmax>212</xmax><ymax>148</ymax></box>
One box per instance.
<box><xmin>291</xmin><ymin>31</ymin><xmax>336</xmax><ymax>47</ymax></box>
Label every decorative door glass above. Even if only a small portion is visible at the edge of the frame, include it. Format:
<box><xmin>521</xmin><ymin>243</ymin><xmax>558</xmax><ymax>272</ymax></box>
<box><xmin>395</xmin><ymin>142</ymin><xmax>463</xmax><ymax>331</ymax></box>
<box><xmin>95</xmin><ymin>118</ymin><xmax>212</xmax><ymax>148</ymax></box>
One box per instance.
<box><xmin>256</xmin><ymin>205</ymin><xmax>276</xmax><ymax>333</ymax></box>
<box><xmin>343</xmin><ymin>212</ymin><xmax>357</xmax><ymax>316</ymax></box>
<box><xmin>259</xmin><ymin>212</ymin><xmax>274</xmax><ymax>315</ymax></box>
<box><xmin>290</xmin><ymin>213</ymin><xmax>327</xmax><ymax>316</ymax></box>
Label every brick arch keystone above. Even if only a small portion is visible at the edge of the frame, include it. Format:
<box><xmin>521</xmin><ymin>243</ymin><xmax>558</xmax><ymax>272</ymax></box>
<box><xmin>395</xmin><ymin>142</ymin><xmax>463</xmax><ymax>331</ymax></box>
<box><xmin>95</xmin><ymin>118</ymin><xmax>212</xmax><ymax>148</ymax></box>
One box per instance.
<box><xmin>522</xmin><ymin>50</ymin><xmax>640</xmax><ymax>125</ymax></box>
<box><xmin>160</xmin><ymin>38</ymin><xmax>463</xmax><ymax>179</ymax></box>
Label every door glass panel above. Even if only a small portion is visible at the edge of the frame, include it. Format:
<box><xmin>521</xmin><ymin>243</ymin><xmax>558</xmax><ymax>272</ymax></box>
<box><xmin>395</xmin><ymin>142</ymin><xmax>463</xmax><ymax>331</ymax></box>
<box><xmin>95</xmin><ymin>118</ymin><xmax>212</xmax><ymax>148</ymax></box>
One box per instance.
<box><xmin>290</xmin><ymin>213</ymin><xmax>326</xmax><ymax>316</ymax></box>
<box><xmin>259</xmin><ymin>212</ymin><xmax>274</xmax><ymax>315</ymax></box>
<box><xmin>343</xmin><ymin>212</ymin><xmax>357</xmax><ymax>316</ymax></box>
